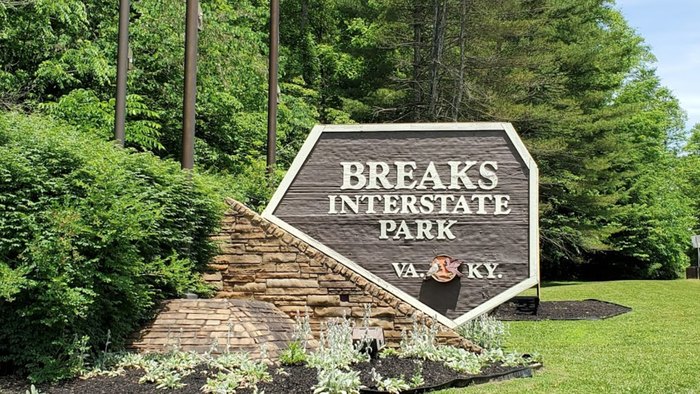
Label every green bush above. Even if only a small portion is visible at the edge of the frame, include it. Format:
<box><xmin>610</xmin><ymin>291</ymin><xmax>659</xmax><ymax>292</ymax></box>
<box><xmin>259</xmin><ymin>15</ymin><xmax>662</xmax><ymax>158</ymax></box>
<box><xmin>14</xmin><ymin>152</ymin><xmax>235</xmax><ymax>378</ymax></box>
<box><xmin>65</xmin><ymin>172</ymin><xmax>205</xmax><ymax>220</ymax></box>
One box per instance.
<box><xmin>0</xmin><ymin>113</ymin><xmax>225</xmax><ymax>382</ymax></box>
<box><xmin>279</xmin><ymin>340</ymin><xmax>307</xmax><ymax>366</ymax></box>
<box><xmin>232</xmin><ymin>157</ymin><xmax>284</xmax><ymax>213</ymax></box>
<box><xmin>456</xmin><ymin>314</ymin><xmax>509</xmax><ymax>350</ymax></box>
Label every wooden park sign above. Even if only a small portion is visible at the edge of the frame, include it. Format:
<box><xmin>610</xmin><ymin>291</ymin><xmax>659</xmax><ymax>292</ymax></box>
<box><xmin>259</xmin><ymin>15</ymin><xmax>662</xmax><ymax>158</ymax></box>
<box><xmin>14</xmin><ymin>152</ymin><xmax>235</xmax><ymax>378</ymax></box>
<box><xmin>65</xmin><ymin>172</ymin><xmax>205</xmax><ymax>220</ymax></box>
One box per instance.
<box><xmin>263</xmin><ymin>123</ymin><xmax>539</xmax><ymax>327</ymax></box>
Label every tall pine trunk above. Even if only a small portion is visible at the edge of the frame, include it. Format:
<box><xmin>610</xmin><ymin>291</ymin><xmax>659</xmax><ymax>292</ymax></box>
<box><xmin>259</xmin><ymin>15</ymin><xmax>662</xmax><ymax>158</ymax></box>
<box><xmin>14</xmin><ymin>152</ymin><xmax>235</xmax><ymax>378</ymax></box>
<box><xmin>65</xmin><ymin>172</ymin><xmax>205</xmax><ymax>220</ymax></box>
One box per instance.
<box><xmin>428</xmin><ymin>0</ymin><xmax>447</xmax><ymax>120</ymax></box>
<box><xmin>413</xmin><ymin>3</ymin><xmax>423</xmax><ymax>121</ymax></box>
<box><xmin>453</xmin><ymin>0</ymin><xmax>468</xmax><ymax>121</ymax></box>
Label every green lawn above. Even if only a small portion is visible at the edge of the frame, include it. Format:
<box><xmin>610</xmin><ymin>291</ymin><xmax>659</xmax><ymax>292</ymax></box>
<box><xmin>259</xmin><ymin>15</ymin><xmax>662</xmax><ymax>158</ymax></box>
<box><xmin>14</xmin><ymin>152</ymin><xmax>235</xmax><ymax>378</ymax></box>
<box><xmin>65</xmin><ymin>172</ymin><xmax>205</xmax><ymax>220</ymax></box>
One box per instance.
<box><xmin>442</xmin><ymin>280</ymin><xmax>700</xmax><ymax>394</ymax></box>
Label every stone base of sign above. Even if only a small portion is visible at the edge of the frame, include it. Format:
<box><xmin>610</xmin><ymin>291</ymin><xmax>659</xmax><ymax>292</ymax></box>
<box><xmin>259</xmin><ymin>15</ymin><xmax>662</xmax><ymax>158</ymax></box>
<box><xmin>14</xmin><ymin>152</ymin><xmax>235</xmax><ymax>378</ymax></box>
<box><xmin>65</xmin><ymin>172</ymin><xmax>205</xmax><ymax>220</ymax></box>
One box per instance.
<box><xmin>203</xmin><ymin>198</ymin><xmax>479</xmax><ymax>352</ymax></box>
<box><xmin>687</xmin><ymin>267</ymin><xmax>699</xmax><ymax>279</ymax></box>
<box><xmin>130</xmin><ymin>298</ymin><xmax>297</xmax><ymax>357</ymax></box>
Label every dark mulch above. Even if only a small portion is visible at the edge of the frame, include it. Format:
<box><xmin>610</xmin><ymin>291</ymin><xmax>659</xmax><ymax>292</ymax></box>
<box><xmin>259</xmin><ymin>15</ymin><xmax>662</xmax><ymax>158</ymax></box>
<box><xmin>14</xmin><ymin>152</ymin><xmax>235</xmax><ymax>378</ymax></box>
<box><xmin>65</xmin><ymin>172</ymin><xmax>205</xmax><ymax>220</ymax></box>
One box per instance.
<box><xmin>493</xmin><ymin>298</ymin><xmax>631</xmax><ymax>321</ymax></box>
<box><xmin>237</xmin><ymin>358</ymin><xmax>495</xmax><ymax>394</ymax></box>
<box><xmin>0</xmin><ymin>358</ymin><xmax>534</xmax><ymax>394</ymax></box>
<box><xmin>0</xmin><ymin>375</ymin><xmax>28</xmax><ymax>394</ymax></box>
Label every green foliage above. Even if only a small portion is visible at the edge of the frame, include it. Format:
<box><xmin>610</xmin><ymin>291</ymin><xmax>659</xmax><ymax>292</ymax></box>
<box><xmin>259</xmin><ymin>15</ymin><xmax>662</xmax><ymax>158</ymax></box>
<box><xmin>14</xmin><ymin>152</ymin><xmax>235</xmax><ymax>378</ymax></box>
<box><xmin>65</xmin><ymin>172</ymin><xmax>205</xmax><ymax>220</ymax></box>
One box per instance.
<box><xmin>208</xmin><ymin>352</ymin><xmax>251</xmax><ymax>371</ymax></box>
<box><xmin>680</xmin><ymin>124</ymin><xmax>700</xmax><ymax>261</ymax></box>
<box><xmin>232</xmin><ymin>356</ymin><xmax>271</xmax><ymax>388</ymax></box>
<box><xmin>136</xmin><ymin>351</ymin><xmax>199</xmax><ymax>389</ymax></box>
<box><xmin>378</xmin><ymin>347</ymin><xmax>399</xmax><ymax>359</ymax></box>
<box><xmin>457</xmin><ymin>314</ymin><xmax>509</xmax><ymax>349</ymax></box>
<box><xmin>232</xmin><ymin>158</ymin><xmax>285</xmax><ymax>213</ymax></box>
<box><xmin>684</xmin><ymin>123</ymin><xmax>700</xmax><ymax>156</ymax></box>
<box><xmin>82</xmin><ymin>349</ymin><xmax>272</xmax><ymax>392</ymax></box>
<box><xmin>395</xmin><ymin>315</ymin><xmax>484</xmax><ymax>375</ymax></box>
<box><xmin>409</xmin><ymin>361</ymin><xmax>424</xmax><ymax>388</ymax></box>
<box><xmin>209</xmin><ymin>350</ymin><xmax>272</xmax><ymax>387</ymax></box>
<box><xmin>436</xmin><ymin>346</ymin><xmax>481</xmax><ymax>375</ymax></box>
<box><xmin>40</xmin><ymin>90</ymin><xmax>164</xmax><ymax>151</ymax></box>
<box><xmin>370</xmin><ymin>368</ymin><xmax>410</xmax><ymax>393</ymax></box>
<box><xmin>0</xmin><ymin>261</ymin><xmax>32</xmax><ymax>301</ymax></box>
<box><xmin>398</xmin><ymin>316</ymin><xmax>440</xmax><ymax>361</ymax></box>
<box><xmin>0</xmin><ymin>113</ymin><xmax>224</xmax><ymax>382</ymax></box>
<box><xmin>313</xmin><ymin>368</ymin><xmax>363</xmax><ymax>394</ymax></box>
<box><xmin>201</xmin><ymin>371</ymin><xmax>243</xmax><ymax>394</ymax></box>
<box><xmin>280</xmin><ymin>0</ymin><xmax>388</xmax><ymax>124</ymax></box>
<box><xmin>280</xmin><ymin>0</ymin><xmax>695</xmax><ymax>279</ymax></box>
<box><xmin>304</xmin><ymin>314</ymin><xmax>373</xmax><ymax>394</ymax></box>
<box><xmin>1</xmin><ymin>0</ymin><xmax>317</xmax><ymax>174</ymax></box>
<box><xmin>139</xmin><ymin>360</ymin><xmax>188</xmax><ymax>389</ymax></box>
<box><xmin>2</xmin><ymin>0</ymin><xmax>696</xmax><ymax>285</ymax></box>
<box><xmin>292</xmin><ymin>310</ymin><xmax>313</xmax><ymax>350</ymax></box>
<box><xmin>307</xmin><ymin>316</ymin><xmax>369</xmax><ymax>370</ymax></box>
<box><xmin>279</xmin><ymin>340</ymin><xmax>308</xmax><ymax>366</ymax></box>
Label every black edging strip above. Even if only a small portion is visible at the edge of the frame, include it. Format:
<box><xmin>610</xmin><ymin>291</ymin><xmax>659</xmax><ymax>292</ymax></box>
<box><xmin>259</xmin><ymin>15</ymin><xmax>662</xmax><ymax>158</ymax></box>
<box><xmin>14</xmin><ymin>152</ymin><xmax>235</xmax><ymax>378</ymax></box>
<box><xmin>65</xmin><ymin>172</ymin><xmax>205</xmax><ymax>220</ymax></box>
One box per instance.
<box><xmin>359</xmin><ymin>365</ymin><xmax>538</xmax><ymax>394</ymax></box>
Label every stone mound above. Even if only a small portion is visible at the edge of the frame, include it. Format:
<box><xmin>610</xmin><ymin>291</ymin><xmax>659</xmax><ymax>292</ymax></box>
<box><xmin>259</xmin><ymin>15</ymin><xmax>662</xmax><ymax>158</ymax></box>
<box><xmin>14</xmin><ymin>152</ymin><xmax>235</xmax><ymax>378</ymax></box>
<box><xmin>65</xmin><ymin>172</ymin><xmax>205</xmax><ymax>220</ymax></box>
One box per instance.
<box><xmin>130</xmin><ymin>299</ymin><xmax>296</xmax><ymax>357</ymax></box>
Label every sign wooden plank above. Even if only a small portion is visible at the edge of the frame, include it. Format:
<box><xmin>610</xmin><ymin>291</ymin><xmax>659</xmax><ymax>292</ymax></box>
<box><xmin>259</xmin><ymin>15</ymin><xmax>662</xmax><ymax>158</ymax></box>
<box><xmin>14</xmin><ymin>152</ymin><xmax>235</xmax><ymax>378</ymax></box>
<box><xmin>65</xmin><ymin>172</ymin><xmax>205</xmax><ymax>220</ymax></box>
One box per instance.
<box><xmin>263</xmin><ymin>123</ymin><xmax>539</xmax><ymax>327</ymax></box>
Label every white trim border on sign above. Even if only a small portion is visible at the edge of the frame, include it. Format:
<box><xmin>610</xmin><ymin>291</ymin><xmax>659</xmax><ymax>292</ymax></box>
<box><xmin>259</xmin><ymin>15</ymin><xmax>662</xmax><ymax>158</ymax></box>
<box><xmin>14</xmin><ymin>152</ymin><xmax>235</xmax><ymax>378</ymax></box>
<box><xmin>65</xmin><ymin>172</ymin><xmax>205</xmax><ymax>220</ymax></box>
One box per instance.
<box><xmin>263</xmin><ymin>123</ymin><xmax>539</xmax><ymax>328</ymax></box>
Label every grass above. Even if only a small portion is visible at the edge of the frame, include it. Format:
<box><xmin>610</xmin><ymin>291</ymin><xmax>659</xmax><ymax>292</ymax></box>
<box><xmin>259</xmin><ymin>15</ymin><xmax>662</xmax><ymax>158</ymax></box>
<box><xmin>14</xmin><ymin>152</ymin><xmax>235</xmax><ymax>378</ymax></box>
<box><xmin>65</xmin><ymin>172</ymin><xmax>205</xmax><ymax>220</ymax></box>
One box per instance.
<box><xmin>441</xmin><ymin>280</ymin><xmax>700</xmax><ymax>394</ymax></box>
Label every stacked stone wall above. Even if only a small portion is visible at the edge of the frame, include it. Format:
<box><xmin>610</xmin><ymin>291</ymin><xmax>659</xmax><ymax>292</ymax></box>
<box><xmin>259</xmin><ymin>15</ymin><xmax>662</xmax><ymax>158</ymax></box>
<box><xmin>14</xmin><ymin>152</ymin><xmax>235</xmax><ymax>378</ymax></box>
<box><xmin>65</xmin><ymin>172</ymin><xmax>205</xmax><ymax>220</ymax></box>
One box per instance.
<box><xmin>205</xmin><ymin>198</ymin><xmax>478</xmax><ymax>352</ymax></box>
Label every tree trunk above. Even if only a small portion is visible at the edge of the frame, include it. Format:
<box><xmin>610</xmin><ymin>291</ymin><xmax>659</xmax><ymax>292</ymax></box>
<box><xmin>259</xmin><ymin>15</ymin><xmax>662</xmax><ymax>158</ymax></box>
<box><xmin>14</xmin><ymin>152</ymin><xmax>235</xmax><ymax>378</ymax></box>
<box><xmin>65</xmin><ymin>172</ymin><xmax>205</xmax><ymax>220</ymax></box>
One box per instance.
<box><xmin>413</xmin><ymin>3</ymin><xmax>423</xmax><ymax>121</ymax></box>
<box><xmin>453</xmin><ymin>0</ymin><xmax>468</xmax><ymax>121</ymax></box>
<box><xmin>428</xmin><ymin>0</ymin><xmax>447</xmax><ymax>120</ymax></box>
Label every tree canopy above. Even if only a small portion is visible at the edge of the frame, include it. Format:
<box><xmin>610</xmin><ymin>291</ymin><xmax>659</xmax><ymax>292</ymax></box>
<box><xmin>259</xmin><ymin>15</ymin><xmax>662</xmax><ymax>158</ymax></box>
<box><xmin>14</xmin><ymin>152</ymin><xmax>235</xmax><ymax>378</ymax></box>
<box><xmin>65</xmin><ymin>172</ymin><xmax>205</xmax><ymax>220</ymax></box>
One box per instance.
<box><xmin>0</xmin><ymin>0</ymin><xmax>696</xmax><ymax>279</ymax></box>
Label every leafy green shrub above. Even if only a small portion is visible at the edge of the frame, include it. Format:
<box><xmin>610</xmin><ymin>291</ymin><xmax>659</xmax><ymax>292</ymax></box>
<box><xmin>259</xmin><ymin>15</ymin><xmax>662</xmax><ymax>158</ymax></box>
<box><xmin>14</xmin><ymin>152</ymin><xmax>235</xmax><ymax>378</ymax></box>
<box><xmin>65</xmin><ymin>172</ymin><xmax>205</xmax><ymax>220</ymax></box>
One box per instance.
<box><xmin>232</xmin><ymin>157</ymin><xmax>284</xmax><ymax>212</ymax></box>
<box><xmin>208</xmin><ymin>352</ymin><xmax>252</xmax><ymax>371</ymax></box>
<box><xmin>306</xmin><ymin>314</ymin><xmax>369</xmax><ymax>394</ymax></box>
<box><xmin>394</xmin><ymin>315</ymin><xmax>483</xmax><ymax>375</ymax></box>
<box><xmin>313</xmin><ymin>368</ymin><xmax>363</xmax><ymax>394</ymax></box>
<box><xmin>82</xmin><ymin>349</ymin><xmax>272</xmax><ymax>392</ymax></box>
<box><xmin>40</xmin><ymin>90</ymin><xmax>164</xmax><ymax>152</ymax></box>
<box><xmin>370</xmin><ymin>368</ymin><xmax>410</xmax><ymax>393</ymax></box>
<box><xmin>291</xmin><ymin>310</ymin><xmax>312</xmax><ymax>351</ymax></box>
<box><xmin>435</xmin><ymin>346</ymin><xmax>481</xmax><ymax>374</ymax></box>
<box><xmin>456</xmin><ymin>313</ymin><xmax>509</xmax><ymax>349</ymax></box>
<box><xmin>398</xmin><ymin>316</ymin><xmax>440</xmax><ymax>361</ymax></box>
<box><xmin>409</xmin><ymin>361</ymin><xmax>424</xmax><ymax>387</ymax></box>
<box><xmin>279</xmin><ymin>341</ymin><xmax>307</xmax><ymax>366</ymax></box>
<box><xmin>307</xmin><ymin>316</ymin><xmax>369</xmax><ymax>370</ymax></box>
<box><xmin>0</xmin><ymin>113</ymin><xmax>225</xmax><ymax>382</ymax></box>
<box><xmin>135</xmin><ymin>350</ymin><xmax>204</xmax><ymax>389</ymax></box>
<box><xmin>201</xmin><ymin>372</ymin><xmax>243</xmax><ymax>394</ymax></box>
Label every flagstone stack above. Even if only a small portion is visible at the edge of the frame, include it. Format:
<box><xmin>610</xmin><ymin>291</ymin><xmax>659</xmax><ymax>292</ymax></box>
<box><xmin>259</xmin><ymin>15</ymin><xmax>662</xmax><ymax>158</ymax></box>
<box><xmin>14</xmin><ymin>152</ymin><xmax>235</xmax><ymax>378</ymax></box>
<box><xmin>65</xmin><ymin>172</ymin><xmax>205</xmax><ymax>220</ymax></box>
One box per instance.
<box><xmin>204</xmin><ymin>198</ymin><xmax>478</xmax><ymax>352</ymax></box>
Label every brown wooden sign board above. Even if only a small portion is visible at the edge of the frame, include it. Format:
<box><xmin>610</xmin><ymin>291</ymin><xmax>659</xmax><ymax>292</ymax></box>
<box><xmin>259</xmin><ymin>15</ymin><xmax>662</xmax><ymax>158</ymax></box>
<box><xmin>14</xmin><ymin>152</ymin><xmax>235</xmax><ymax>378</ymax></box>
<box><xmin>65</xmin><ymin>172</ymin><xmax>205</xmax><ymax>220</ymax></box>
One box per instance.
<box><xmin>263</xmin><ymin>123</ymin><xmax>539</xmax><ymax>327</ymax></box>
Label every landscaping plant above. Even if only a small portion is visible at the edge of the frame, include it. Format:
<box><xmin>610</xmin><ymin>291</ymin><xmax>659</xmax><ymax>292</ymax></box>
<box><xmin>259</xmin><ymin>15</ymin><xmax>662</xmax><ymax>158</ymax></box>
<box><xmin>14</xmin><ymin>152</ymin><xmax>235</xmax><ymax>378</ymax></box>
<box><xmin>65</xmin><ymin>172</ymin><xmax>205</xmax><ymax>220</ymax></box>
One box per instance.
<box><xmin>312</xmin><ymin>368</ymin><xmax>363</xmax><ymax>394</ymax></box>
<box><xmin>370</xmin><ymin>368</ymin><xmax>411</xmax><ymax>394</ymax></box>
<box><xmin>78</xmin><ymin>347</ymin><xmax>273</xmax><ymax>393</ymax></box>
<box><xmin>279</xmin><ymin>310</ymin><xmax>312</xmax><ymax>365</ymax></box>
<box><xmin>0</xmin><ymin>113</ymin><xmax>224</xmax><ymax>382</ymax></box>
<box><xmin>278</xmin><ymin>341</ymin><xmax>307</xmax><ymax>366</ymax></box>
<box><xmin>307</xmin><ymin>315</ymin><xmax>370</xmax><ymax>370</ymax></box>
<box><xmin>306</xmin><ymin>313</ymin><xmax>370</xmax><ymax>393</ymax></box>
<box><xmin>457</xmin><ymin>314</ymin><xmax>509</xmax><ymax>349</ymax></box>
<box><xmin>398</xmin><ymin>315</ymin><xmax>441</xmax><ymax>361</ymax></box>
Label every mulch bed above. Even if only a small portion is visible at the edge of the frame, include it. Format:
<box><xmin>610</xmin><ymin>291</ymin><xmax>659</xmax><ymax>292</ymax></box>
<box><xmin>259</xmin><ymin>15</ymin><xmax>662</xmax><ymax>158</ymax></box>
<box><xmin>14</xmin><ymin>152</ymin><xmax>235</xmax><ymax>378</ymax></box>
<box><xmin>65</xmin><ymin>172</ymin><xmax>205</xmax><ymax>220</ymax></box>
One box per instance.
<box><xmin>0</xmin><ymin>299</ymin><xmax>627</xmax><ymax>393</ymax></box>
<box><xmin>0</xmin><ymin>358</ymin><xmax>536</xmax><ymax>394</ymax></box>
<box><xmin>493</xmin><ymin>299</ymin><xmax>631</xmax><ymax>321</ymax></box>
